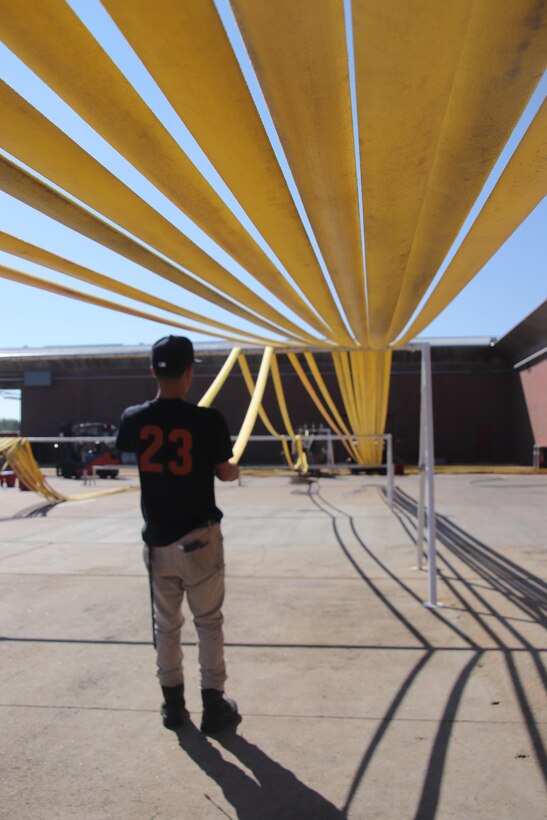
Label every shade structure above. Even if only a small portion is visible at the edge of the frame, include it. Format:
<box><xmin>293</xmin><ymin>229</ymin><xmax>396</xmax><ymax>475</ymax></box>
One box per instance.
<box><xmin>0</xmin><ymin>0</ymin><xmax>545</xmax><ymax>462</ymax></box>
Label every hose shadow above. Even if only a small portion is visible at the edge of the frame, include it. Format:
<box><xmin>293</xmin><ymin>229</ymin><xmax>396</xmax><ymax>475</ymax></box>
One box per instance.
<box><xmin>308</xmin><ymin>486</ymin><xmax>475</xmax><ymax>648</ymax></box>
<box><xmin>392</xmin><ymin>487</ymin><xmax>546</xmax><ymax>626</ymax></box>
<box><xmin>309</xmin><ymin>483</ymin><xmax>546</xmax><ymax>816</ymax></box>
<box><xmin>390</xmin><ymin>487</ymin><xmax>547</xmax><ymax>793</ymax></box>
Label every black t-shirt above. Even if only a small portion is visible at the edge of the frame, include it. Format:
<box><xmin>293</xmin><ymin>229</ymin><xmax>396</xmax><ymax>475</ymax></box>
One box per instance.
<box><xmin>116</xmin><ymin>398</ymin><xmax>233</xmax><ymax>546</ymax></box>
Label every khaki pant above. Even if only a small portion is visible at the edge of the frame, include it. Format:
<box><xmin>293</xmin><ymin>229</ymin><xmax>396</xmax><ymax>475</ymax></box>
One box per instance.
<box><xmin>144</xmin><ymin>522</ymin><xmax>227</xmax><ymax>690</ymax></box>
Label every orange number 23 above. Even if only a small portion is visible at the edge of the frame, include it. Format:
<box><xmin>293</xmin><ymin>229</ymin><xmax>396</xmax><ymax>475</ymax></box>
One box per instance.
<box><xmin>139</xmin><ymin>425</ymin><xmax>193</xmax><ymax>476</ymax></box>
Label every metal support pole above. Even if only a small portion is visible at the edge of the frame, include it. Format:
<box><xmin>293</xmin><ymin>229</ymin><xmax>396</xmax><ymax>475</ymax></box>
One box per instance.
<box><xmin>415</xmin><ymin>405</ymin><xmax>426</xmax><ymax>571</ymax></box>
<box><xmin>386</xmin><ymin>433</ymin><xmax>394</xmax><ymax>511</ymax></box>
<box><xmin>421</xmin><ymin>343</ymin><xmax>440</xmax><ymax>607</ymax></box>
<box><xmin>326</xmin><ymin>428</ymin><xmax>335</xmax><ymax>468</ymax></box>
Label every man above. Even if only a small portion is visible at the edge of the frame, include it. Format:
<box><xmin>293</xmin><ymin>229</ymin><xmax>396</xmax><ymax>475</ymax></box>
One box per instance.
<box><xmin>116</xmin><ymin>335</ymin><xmax>240</xmax><ymax>734</ymax></box>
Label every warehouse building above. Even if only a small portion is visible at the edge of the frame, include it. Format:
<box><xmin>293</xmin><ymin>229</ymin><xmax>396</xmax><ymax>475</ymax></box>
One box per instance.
<box><xmin>0</xmin><ymin>301</ymin><xmax>545</xmax><ymax>467</ymax></box>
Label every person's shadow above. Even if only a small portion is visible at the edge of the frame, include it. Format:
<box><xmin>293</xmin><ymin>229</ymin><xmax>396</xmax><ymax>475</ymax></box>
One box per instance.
<box><xmin>176</xmin><ymin>719</ymin><xmax>345</xmax><ymax>819</ymax></box>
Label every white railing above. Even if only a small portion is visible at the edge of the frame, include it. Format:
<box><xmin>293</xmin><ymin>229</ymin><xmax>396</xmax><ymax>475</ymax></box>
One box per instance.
<box><xmin>231</xmin><ymin>433</ymin><xmax>394</xmax><ymax>510</ymax></box>
<box><xmin>26</xmin><ymin>433</ymin><xmax>395</xmax><ymax>510</ymax></box>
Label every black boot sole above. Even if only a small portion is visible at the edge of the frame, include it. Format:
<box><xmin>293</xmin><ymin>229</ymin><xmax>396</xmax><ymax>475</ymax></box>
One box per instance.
<box><xmin>161</xmin><ymin>706</ymin><xmax>188</xmax><ymax>730</ymax></box>
<box><xmin>200</xmin><ymin>710</ymin><xmax>242</xmax><ymax>735</ymax></box>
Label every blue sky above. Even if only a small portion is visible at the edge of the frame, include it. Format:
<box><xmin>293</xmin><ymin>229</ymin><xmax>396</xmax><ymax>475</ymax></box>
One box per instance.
<box><xmin>0</xmin><ymin>0</ymin><xmax>545</xmax><ymax>420</ymax></box>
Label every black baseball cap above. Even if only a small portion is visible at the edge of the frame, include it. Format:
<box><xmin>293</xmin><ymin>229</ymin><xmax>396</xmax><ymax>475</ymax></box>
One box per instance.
<box><xmin>151</xmin><ymin>335</ymin><xmax>201</xmax><ymax>376</ymax></box>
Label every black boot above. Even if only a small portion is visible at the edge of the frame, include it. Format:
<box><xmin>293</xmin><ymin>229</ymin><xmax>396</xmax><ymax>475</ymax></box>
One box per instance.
<box><xmin>161</xmin><ymin>683</ymin><xmax>186</xmax><ymax>729</ymax></box>
<box><xmin>200</xmin><ymin>688</ymin><xmax>241</xmax><ymax>735</ymax></box>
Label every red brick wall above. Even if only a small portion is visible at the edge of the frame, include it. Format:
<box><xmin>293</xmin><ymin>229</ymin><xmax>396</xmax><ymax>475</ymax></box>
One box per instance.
<box><xmin>19</xmin><ymin>348</ymin><xmax>540</xmax><ymax>466</ymax></box>
<box><xmin>520</xmin><ymin>358</ymin><xmax>547</xmax><ymax>446</ymax></box>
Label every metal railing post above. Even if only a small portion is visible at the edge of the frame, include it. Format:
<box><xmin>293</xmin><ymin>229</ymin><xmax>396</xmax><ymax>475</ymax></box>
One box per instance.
<box><xmin>326</xmin><ymin>428</ymin><xmax>335</xmax><ymax>468</ymax></box>
<box><xmin>421</xmin><ymin>343</ymin><xmax>440</xmax><ymax>607</ymax></box>
<box><xmin>25</xmin><ymin>434</ymin><xmax>400</xmax><ymax>506</ymax></box>
<box><xmin>416</xmin><ymin>405</ymin><xmax>426</xmax><ymax>571</ymax></box>
<box><xmin>386</xmin><ymin>433</ymin><xmax>394</xmax><ymax>511</ymax></box>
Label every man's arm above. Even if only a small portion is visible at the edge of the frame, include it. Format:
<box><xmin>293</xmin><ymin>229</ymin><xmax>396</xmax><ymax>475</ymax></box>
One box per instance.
<box><xmin>115</xmin><ymin>412</ymin><xmax>132</xmax><ymax>452</ymax></box>
<box><xmin>215</xmin><ymin>461</ymin><xmax>239</xmax><ymax>481</ymax></box>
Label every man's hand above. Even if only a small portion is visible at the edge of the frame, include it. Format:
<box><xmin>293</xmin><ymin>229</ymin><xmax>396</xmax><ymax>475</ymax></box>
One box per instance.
<box><xmin>215</xmin><ymin>461</ymin><xmax>239</xmax><ymax>481</ymax></box>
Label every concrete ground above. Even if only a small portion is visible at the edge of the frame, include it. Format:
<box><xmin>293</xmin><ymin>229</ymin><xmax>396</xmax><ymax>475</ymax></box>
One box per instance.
<box><xmin>0</xmin><ymin>471</ymin><xmax>545</xmax><ymax>819</ymax></box>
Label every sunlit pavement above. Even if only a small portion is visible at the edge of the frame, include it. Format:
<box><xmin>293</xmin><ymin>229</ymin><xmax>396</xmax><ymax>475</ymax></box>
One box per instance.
<box><xmin>1</xmin><ymin>472</ymin><xmax>545</xmax><ymax>819</ymax></box>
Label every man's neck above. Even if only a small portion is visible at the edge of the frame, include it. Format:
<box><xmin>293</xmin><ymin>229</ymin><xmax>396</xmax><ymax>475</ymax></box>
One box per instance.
<box><xmin>156</xmin><ymin>385</ymin><xmax>186</xmax><ymax>400</ymax></box>
<box><xmin>155</xmin><ymin>370</ymin><xmax>191</xmax><ymax>400</ymax></box>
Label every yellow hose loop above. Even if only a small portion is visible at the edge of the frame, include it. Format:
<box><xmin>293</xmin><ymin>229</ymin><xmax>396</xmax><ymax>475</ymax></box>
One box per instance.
<box><xmin>302</xmin><ymin>352</ymin><xmax>360</xmax><ymax>462</ymax></box>
<box><xmin>102</xmin><ymin>0</ymin><xmax>352</xmax><ymax>344</ymax></box>
<box><xmin>240</xmin><ymin>351</ymin><xmax>315</xmax><ymax>471</ymax></box>
<box><xmin>395</xmin><ymin>99</ymin><xmax>547</xmax><ymax>346</ymax></box>
<box><xmin>331</xmin><ymin>351</ymin><xmax>393</xmax><ymax>466</ymax></box>
<box><xmin>0</xmin><ymin>82</ymin><xmax>326</xmax><ymax>345</ymax></box>
<box><xmin>0</xmin><ymin>438</ymin><xmax>66</xmax><ymax>501</ymax></box>
<box><xmin>353</xmin><ymin>0</ymin><xmax>547</xmax><ymax>347</ymax></box>
<box><xmin>0</xmin><ymin>264</ymin><xmax>282</xmax><ymax>347</ymax></box>
<box><xmin>292</xmin><ymin>435</ymin><xmax>309</xmax><ymax>475</ymax></box>
<box><xmin>0</xmin><ymin>157</ymin><xmax>320</xmax><ymax>347</ymax></box>
<box><xmin>303</xmin><ymin>353</ymin><xmax>351</xmax><ymax>435</ymax></box>
<box><xmin>231</xmin><ymin>347</ymin><xmax>274</xmax><ymax>464</ymax></box>
<box><xmin>0</xmin><ymin>234</ymin><xmax>283</xmax><ymax>347</ymax></box>
<box><xmin>279</xmin><ymin>437</ymin><xmax>296</xmax><ymax>470</ymax></box>
<box><xmin>198</xmin><ymin>348</ymin><xmax>241</xmax><ymax>408</ymax></box>
<box><xmin>0</xmin><ymin>0</ymin><xmax>338</xmax><ymax>340</ymax></box>
<box><xmin>66</xmin><ymin>485</ymin><xmax>138</xmax><ymax>502</ymax></box>
<box><xmin>270</xmin><ymin>354</ymin><xmax>296</xmax><ymax>439</ymax></box>
<box><xmin>238</xmin><ymin>353</ymin><xmax>280</xmax><ymax>438</ymax></box>
<box><xmin>239</xmin><ymin>353</ymin><xmax>301</xmax><ymax>471</ymax></box>
<box><xmin>230</xmin><ymin>0</ymin><xmax>366</xmax><ymax>345</ymax></box>
<box><xmin>288</xmin><ymin>352</ymin><xmax>360</xmax><ymax>462</ymax></box>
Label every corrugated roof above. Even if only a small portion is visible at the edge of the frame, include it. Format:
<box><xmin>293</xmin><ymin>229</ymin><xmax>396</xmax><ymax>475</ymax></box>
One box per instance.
<box><xmin>495</xmin><ymin>299</ymin><xmax>547</xmax><ymax>368</ymax></box>
<box><xmin>0</xmin><ymin>335</ymin><xmax>498</xmax><ymax>363</ymax></box>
